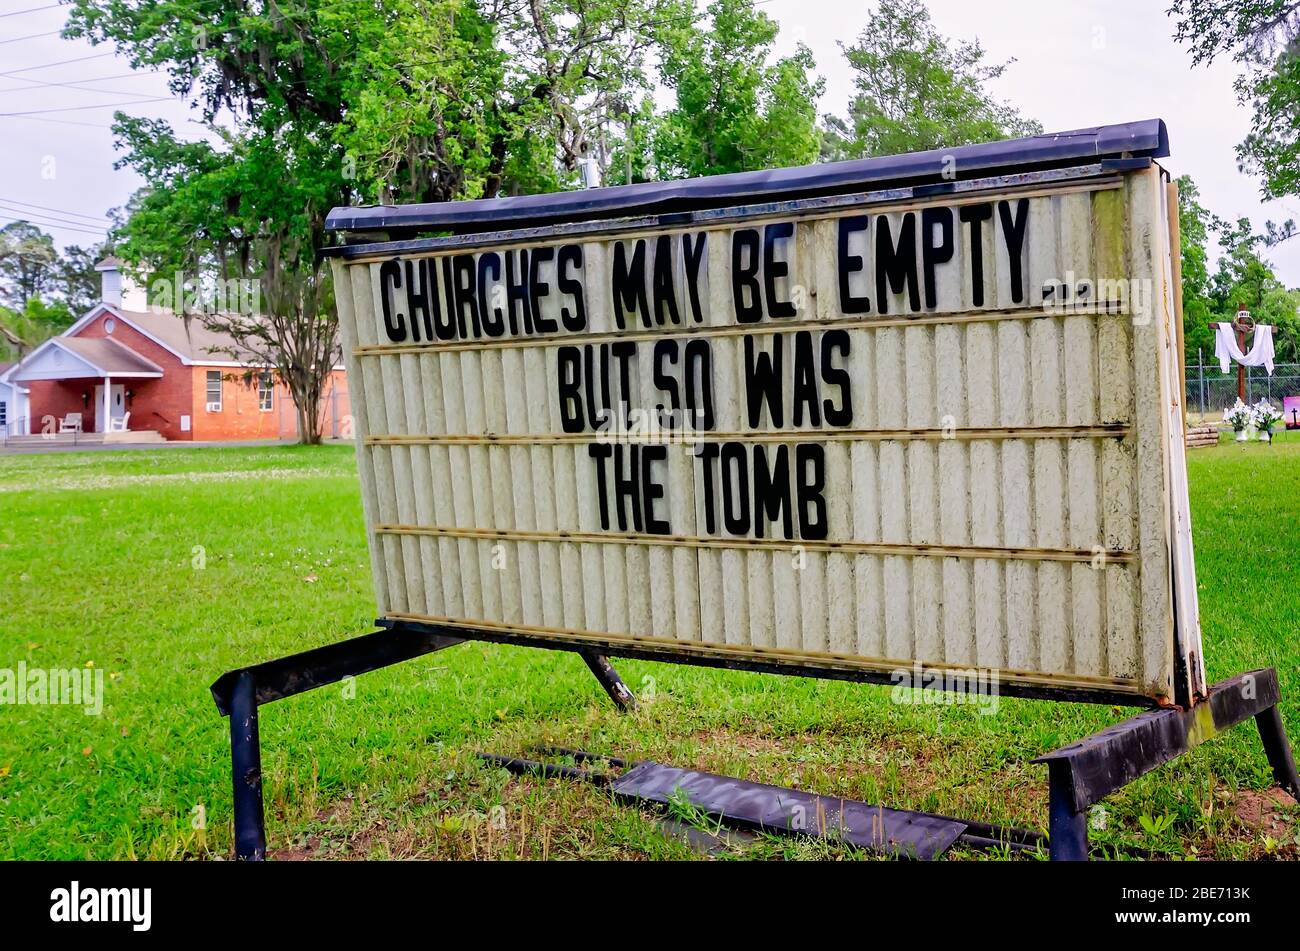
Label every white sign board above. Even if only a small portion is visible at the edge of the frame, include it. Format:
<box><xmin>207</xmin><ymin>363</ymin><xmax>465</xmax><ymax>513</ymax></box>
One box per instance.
<box><xmin>331</xmin><ymin>163</ymin><xmax>1203</xmax><ymax>705</ymax></box>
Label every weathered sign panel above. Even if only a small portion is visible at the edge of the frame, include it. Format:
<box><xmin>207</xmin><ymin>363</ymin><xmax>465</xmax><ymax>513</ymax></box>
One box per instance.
<box><xmin>328</xmin><ymin>124</ymin><xmax>1204</xmax><ymax>705</ymax></box>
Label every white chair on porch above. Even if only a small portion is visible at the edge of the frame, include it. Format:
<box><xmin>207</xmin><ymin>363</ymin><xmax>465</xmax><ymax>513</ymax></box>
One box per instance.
<box><xmin>58</xmin><ymin>412</ymin><xmax>83</xmax><ymax>434</ymax></box>
<box><xmin>108</xmin><ymin>411</ymin><xmax>131</xmax><ymax>433</ymax></box>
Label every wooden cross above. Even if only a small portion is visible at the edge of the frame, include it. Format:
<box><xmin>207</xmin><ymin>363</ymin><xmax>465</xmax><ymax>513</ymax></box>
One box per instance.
<box><xmin>1207</xmin><ymin>302</ymin><xmax>1255</xmax><ymax>402</ymax></box>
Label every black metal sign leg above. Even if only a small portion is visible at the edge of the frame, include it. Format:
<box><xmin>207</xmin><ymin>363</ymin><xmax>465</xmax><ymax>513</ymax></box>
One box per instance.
<box><xmin>1047</xmin><ymin>761</ymin><xmax>1089</xmax><ymax>861</ymax></box>
<box><xmin>1037</xmin><ymin>669</ymin><xmax>1299</xmax><ymax>861</ymax></box>
<box><xmin>228</xmin><ymin>670</ymin><xmax>267</xmax><ymax>861</ymax></box>
<box><xmin>1255</xmin><ymin>705</ymin><xmax>1300</xmax><ymax>800</ymax></box>
<box><xmin>580</xmin><ymin>651</ymin><xmax>638</xmax><ymax>712</ymax></box>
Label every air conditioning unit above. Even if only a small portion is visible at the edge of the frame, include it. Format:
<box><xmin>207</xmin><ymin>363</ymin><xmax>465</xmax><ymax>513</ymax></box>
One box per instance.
<box><xmin>206</xmin><ymin>402</ymin><xmax>222</xmax><ymax>412</ymax></box>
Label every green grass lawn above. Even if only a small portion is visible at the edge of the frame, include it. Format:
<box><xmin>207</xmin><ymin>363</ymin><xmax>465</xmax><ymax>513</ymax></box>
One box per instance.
<box><xmin>1</xmin><ymin>432</ymin><xmax>1297</xmax><ymax>860</ymax></box>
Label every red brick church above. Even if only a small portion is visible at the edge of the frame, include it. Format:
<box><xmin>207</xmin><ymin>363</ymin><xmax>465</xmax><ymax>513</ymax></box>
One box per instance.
<box><xmin>0</xmin><ymin>259</ymin><xmax>349</xmax><ymax>442</ymax></box>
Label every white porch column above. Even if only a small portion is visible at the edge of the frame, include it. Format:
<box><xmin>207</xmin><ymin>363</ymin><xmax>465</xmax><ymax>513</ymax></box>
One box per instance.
<box><xmin>102</xmin><ymin>375</ymin><xmax>112</xmax><ymax>433</ymax></box>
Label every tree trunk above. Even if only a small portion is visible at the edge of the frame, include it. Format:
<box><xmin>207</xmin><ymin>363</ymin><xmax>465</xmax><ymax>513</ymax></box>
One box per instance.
<box><xmin>293</xmin><ymin>381</ymin><xmax>323</xmax><ymax>445</ymax></box>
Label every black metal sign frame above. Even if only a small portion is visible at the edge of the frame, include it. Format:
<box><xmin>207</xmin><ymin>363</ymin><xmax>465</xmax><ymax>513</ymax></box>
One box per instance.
<box><xmin>210</xmin><ymin>623</ymin><xmax>1298</xmax><ymax>861</ymax></box>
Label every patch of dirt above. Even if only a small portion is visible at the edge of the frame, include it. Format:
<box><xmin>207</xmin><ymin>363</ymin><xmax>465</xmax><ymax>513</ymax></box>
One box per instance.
<box><xmin>1229</xmin><ymin>786</ymin><xmax>1297</xmax><ymax>838</ymax></box>
<box><xmin>267</xmin><ymin>798</ymin><xmax>358</xmax><ymax>860</ymax></box>
<box><xmin>688</xmin><ymin>727</ymin><xmax>802</xmax><ymax>756</ymax></box>
<box><xmin>268</xmin><ymin>844</ymin><xmax>314</xmax><ymax>861</ymax></box>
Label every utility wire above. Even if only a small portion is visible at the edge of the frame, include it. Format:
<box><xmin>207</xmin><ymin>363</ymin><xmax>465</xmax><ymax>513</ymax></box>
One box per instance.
<box><xmin>0</xmin><ymin>71</ymin><xmax>166</xmax><ymax>97</ymax></box>
<box><xmin>0</xmin><ymin>202</ymin><xmax>111</xmax><ymax>228</ymax></box>
<box><xmin>0</xmin><ymin>112</ymin><xmax>111</xmax><ymax>127</ymax></box>
<box><xmin>0</xmin><ymin>51</ymin><xmax>114</xmax><ymax>78</ymax></box>
<box><xmin>0</xmin><ymin>214</ymin><xmax>108</xmax><ymax>238</ymax></box>
<box><xmin>0</xmin><ymin>28</ymin><xmax>58</xmax><ymax>44</ymax></box>
<box><xmin>0</xmin><ymin>95</ymin><xmax>175</xmax><ymax>115</ymax></box>
<box><xmin>0</xmin><ymin>212</ymin><xmax>108</xmax><ymax>235</ymax></box>
<box><xmin>0</xmin><ymin>197</ymin><xmax>110</xmax><ymax>223</ymax></box>
<box><xmin>0</xmin><ymin>4</ymin><xmax>60</xmax><ymax>18</ymax></box>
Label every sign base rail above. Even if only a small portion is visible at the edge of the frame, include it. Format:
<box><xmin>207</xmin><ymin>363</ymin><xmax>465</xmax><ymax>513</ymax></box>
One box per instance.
<box><xmin>479</xmin><ymin>748</ymin><xmax>1044</xmax><ymax>859</ymax></box>
<box><xmin>210</xmin><ymin>626</ymin><xmax>1299</xmax><ymax>862</ymax></box>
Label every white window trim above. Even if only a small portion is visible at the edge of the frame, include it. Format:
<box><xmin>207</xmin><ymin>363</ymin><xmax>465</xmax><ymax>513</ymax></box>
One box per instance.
<box><xmin>205</xmin><ymin>370</ymin><xmax>223</xmax><ymax>412</ymax></box>
<box><xmin>257</xmin><ymin>372</ymin><xmax>274</xmax><ymax>412</ymax></box>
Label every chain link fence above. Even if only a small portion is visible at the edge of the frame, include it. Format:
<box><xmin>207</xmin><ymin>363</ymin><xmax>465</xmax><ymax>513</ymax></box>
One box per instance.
<box><xmin>1185</xmin><ymin>357</ymin><xmax>1300</xmax><ymax>427</ymax></box>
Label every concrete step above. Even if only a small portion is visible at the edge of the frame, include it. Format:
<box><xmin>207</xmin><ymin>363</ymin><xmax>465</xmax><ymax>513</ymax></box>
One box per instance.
<box><xmin>103</xmin><ymin>429</ymin><xmax>166</xmax><ymax>444</ymax></box>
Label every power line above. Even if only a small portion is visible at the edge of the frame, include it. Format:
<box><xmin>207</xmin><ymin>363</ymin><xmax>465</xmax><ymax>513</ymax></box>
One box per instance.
<box><xmin>0</xmin><ymin>28</ymin><xmax>58</xmax><ymax>44</ymax></box>
<box><xmin>0</xmin><ymin>202</ymin><xmax>110</xmax><ymax>229</ymax></box>
<box><xmin>0</xmin><ymin>68</ymin><xmax>163</xmax><ymax>93</ymax></box>
<box><xmin>0</xmin><ymin>211</ymin><xmax>108</xmax><ymax>235</ymax></box>
<box><xmin>0</xmin><ymin>71</ymin><xmax>166</xmax><ymax>97</ymax></box>
<box><xmin>0</xmin><ymin>51</ymin><xmax>114</xmax><ymax>78</ymax></box>
<box><xmin>0</xmin><ymin>4</ymin><xmax>60</xmax><ymax>18</ymax></box>
<box><xmin>0</xmin><ymin>95</ymin><xmax>175</xmax><ymax>115</ymax></box>
<box><xmin>0</xmin><ymin>197</ymin><xmax>110</xmax><ymax>223</ymax></box>
<box><xmin>0</xmin><ymin>214</ymin><xmax>108</xmax><ymax>238</ymax></box>
<box><xmin>0</xmin><ymin>112</ymin><xmax>111</xmax><ymax>128</ymax></box>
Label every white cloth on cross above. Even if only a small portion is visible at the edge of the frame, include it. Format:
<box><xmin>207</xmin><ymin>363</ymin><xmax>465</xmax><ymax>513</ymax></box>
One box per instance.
<box><xmin>1214</xmin><ymin>322</ymin><xmax>1275</xmax><ymax>375</ymax></box>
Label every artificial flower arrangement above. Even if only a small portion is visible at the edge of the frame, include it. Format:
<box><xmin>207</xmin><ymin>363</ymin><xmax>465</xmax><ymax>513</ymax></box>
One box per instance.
<box><xmin>1224</xmin><ymin>398</ymin><xmax>1254</xmax><ymax>435</ymax></box>
<box><xmin>1253</xmin><ymin>399</ymin><xmax>1283</xmax><ymax>441</ymax></box>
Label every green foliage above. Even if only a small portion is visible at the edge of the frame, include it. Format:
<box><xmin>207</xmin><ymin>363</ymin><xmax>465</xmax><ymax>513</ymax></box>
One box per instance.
<box><xmin>1138</xmin><ymin>811</ymin><xmax>1177</xmax><ymax>841</ymax></box>
<box><xmin>57</xmin><ymin>246</ymin><xmax>107</xmax><ymax>316</ymax></box>
<box><xmin>652</xmin><ymin>0</ymin><xmax>823</xmax><ymax>178</ymax></box>
<box><xmin>0</xmin><ymin>297</ymin><xmax>75</xmax><ymax>361</ymax></box>
<box><xmin>0</xmin><ymin>222</ymin><xmax>105</xmax><ymax>351</ymax></box>
<box><xmin>1209</xmin><ymin>215</ymin><xmax>1300</xmax><ymax>361</ymax></box>
<box><xmin>332</xmin><ymin>0</ymin><xmax>509</xmax><ymax>203</ymax></box>
<box><xmin>1176</xmin><ymin>175</ymin><xmax>1219</xmax><ymax>360</ymax></box>
<box><xmin>0</xmin><ymin>222</ymin><xmax>60</xmax><ymax>310</ymax></box>
<box><xmin>1259</xmin><ymin>286</ymin><xmax>1300</xmax><ymax>361</ymax></box>
<box><xmin>1176</xmin><ymin>175</ymin><xmax>1300</xmax><ymax>363</ymax></box>
<box><xmin>64</xmin><ymin>0</ymin><xmax>366</xmax><ymax>442</ymax></box>
<box><xmin>63</xmin><ymin>0</ymin><xmax>685</xmax><ymax>440</ymax></box>
<box><xmin>823</xmin><ymin>0</ymin><xmax>1041</xmax><ymax>160</ymax></box>
<box><xmin>18</xmin><ymin>296</ymin><xmax>74</xmax><ymax>333</ymax></box>
<box><xmin>1170</xmin><ymin>1</ymin><xmax>1300</xmax><ymax>217</ymax></box>
<box><xmin>604</xmin><ymin>95</ymin><xmax>658</xmax><ymax>186</ymax></box>
<box><xmin>334</xmin><ymin>0</ymin><xmax>679</xmax><ymax>201</ymax></box>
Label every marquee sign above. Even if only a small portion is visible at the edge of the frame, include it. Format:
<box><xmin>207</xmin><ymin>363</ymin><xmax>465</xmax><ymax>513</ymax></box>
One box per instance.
<box><xmin>328</xmin><ymin>142</ymin><xmax>1204</xmax><ymax>705</ymax></box>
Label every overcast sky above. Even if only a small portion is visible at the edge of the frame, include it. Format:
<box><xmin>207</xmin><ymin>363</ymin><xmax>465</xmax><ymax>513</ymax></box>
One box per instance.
<box><xmin>2</xmin><ymin>0</ymin><xmax>1298</xmax><ymax>285</ymax></box>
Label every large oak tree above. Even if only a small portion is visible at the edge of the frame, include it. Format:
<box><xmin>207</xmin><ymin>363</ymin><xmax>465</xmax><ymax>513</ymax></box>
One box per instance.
<box><xmin>64</xmin><ymin>0</ymin><xmax>680</xmax><ymax>442</ymax></box>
